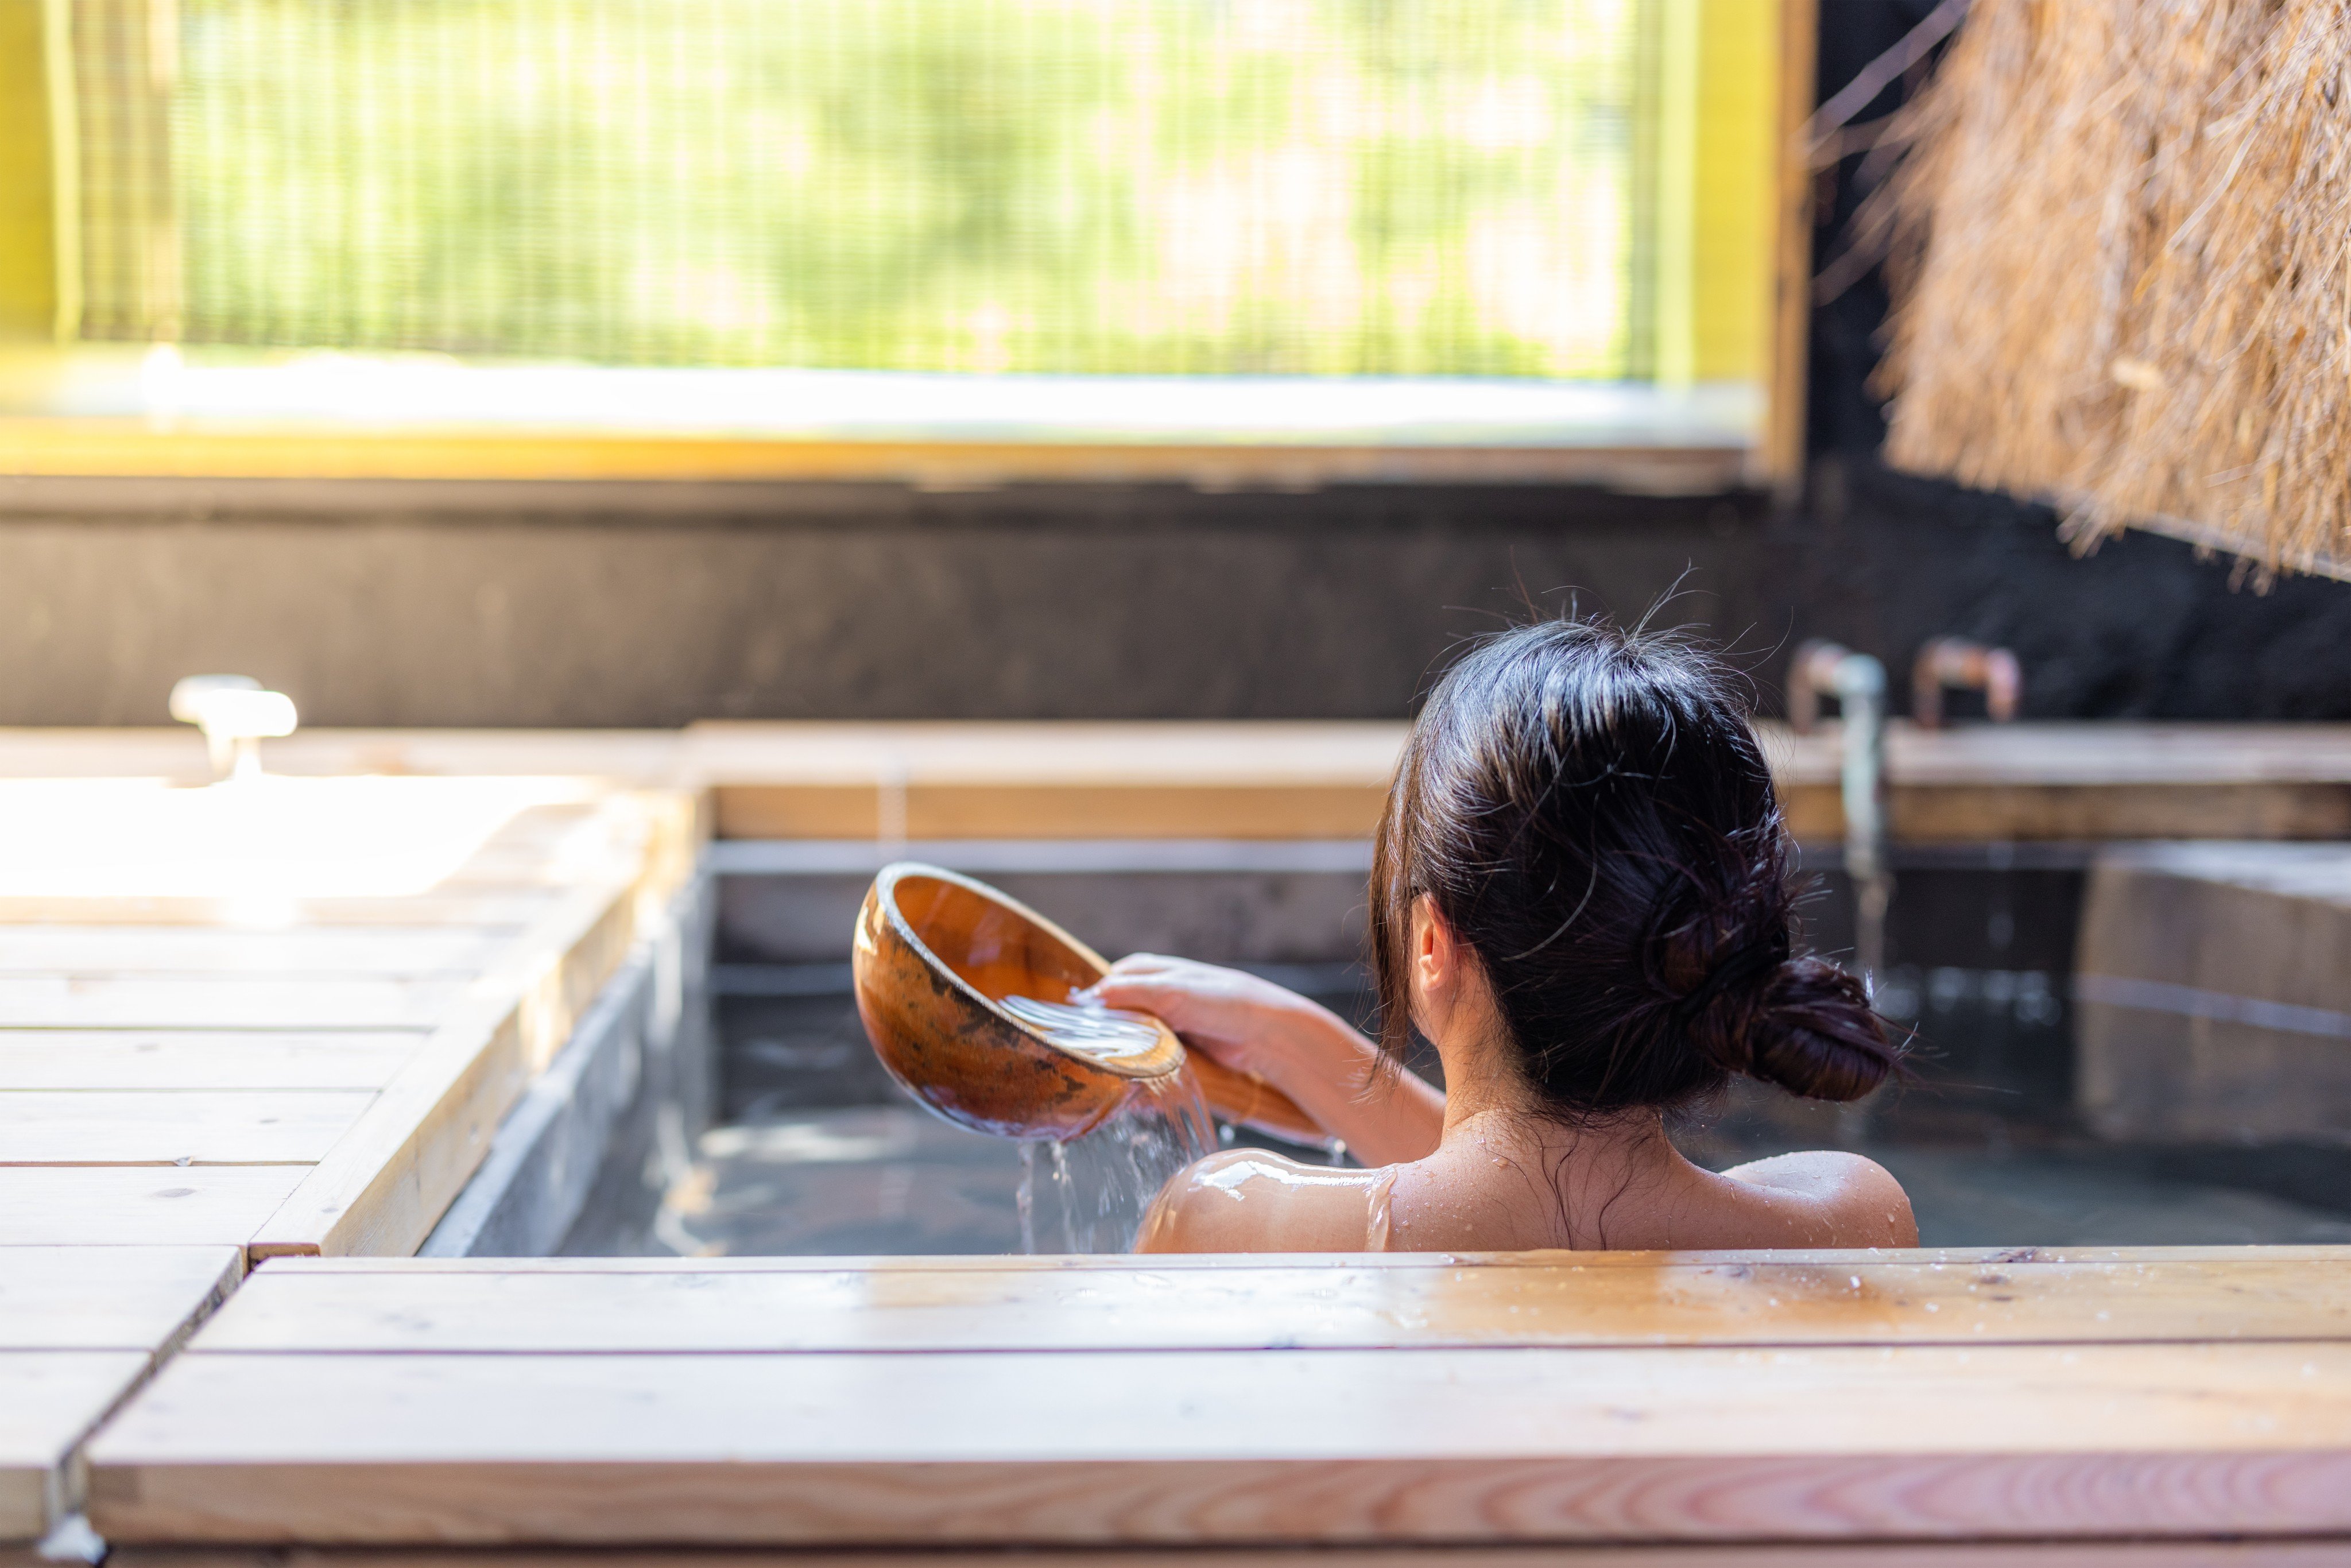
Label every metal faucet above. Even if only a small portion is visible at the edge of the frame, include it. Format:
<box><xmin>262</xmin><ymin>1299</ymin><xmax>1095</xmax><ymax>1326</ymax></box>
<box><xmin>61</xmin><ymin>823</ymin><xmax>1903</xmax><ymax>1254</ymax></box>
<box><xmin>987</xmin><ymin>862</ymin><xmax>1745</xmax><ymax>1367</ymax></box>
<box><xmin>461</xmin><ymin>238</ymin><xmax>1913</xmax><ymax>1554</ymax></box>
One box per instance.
<box><xmin>1912</xmin><ymin>637</ymin><xmax>2021</xmax><ymax>729</ymax></box>
<box><xmin>1790</xmin><ymin>640</ymin><xmax>1891</xmax><ymax>985</ymax></box>
<box><xmin>169</xmin><ymin>675</ymin><xmax>299</xmax><ymax>783</ymax></box>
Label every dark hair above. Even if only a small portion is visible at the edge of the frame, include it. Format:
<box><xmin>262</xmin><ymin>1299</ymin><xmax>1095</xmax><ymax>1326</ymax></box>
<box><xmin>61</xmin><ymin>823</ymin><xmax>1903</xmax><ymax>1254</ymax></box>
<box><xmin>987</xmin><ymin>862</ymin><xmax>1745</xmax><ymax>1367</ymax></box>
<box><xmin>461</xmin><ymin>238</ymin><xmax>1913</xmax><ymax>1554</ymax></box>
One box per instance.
<box><xmin>1370</xmin><ymin>617</ymin><xmax>1898</xmax><ymax>1113</ymax></box>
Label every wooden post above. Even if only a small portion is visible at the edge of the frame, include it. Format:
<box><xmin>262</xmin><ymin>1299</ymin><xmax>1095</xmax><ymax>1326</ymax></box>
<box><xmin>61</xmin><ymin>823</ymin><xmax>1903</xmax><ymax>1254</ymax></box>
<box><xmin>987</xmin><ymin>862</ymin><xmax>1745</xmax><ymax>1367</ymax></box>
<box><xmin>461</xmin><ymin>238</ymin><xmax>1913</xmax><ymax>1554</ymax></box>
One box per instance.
<box><xmin>1761</xmin><ymin>0</ymin><xmax>1819</xmax><ymax>500</ymax></box>
<box><xmin>1687</xmin><ymin>0</ymin><xmax>1779</xmax><ymax>393</ymax></box>
<box><xmin>0</xmin><ymin>0</ymin><xmax>68</xmax><ymax>341</ymax></box>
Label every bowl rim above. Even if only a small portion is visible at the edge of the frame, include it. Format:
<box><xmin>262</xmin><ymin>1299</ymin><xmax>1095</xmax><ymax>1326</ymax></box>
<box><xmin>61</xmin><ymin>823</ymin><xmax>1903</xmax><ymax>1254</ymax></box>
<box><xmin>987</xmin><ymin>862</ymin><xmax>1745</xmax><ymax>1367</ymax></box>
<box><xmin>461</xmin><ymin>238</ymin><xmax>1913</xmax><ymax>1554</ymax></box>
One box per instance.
<box><xmin>867</xmin><ymin>859</ymin><xmax>1186</xmax><ymax>1082</ymax></box>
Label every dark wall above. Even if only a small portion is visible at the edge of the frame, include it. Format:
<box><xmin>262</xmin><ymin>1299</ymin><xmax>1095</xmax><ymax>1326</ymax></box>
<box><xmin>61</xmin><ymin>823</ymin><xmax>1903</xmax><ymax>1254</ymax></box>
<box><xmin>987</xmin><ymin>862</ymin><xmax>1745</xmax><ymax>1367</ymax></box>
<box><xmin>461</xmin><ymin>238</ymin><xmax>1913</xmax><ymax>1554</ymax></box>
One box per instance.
<box><xmin>1780</xmin><ymin>460</ymin><xmax>2351</xmax><ymax>718</ymax></box>
<box><xmin>1778</xmin><ymin>0</ymin><xmax>2351</xmax><ymax>720</ymax></box>
<box><xmin>5</xmin><ymin>1</ymin><xmax>2351</xmax><ymax>727</ymax></box>
<box><xmin>0</xmin><ymin>479</ymin><xmax>1770</xmax><ymax>726</ymax></box>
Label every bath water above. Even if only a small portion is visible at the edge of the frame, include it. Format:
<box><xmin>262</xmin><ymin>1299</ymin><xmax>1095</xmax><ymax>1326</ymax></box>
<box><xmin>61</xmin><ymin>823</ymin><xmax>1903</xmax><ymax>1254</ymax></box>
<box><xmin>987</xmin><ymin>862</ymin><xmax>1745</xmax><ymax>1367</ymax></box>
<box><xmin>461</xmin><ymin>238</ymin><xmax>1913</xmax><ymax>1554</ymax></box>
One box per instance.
<box><xmin>1013</xmin><ymin>1070</ymin><xmax>1218</xmax><ymax>1253</ymax></box>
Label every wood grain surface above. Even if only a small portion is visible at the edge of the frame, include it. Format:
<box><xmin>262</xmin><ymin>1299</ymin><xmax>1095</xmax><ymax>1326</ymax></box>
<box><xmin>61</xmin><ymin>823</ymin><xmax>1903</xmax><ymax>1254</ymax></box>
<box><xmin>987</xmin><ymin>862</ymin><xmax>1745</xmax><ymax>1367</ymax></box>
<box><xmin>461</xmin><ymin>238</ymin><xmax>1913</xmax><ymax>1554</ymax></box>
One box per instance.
<box><xmin>0</xmin><ymin>1168</ymin><xmax>310</xmax><ymax>1246</ymax></box>
<box><xmin>0</xmin><ymin>1093</ymin><xmax>374</xmax><ymax>1166</ymax></box>
<box><xmin>0</xmin><ymin>893</ymin><xmax>561</xmax><ymax>928</ymax></box>
<box><xmin>697</xmin><ymin>720</ymin><xmax>2351</xmax><ymax>842</ymax></box>
<box><xmin>0</xmin><ymin>1250</ymin><xmax>237</xmax><ymax>1537</ymax></box>
<box><xmin>0</xmin><ymin>772</ymin><xmax>692</xmax><ymax>1544</ymax></box>
<box><xmin>91</xmin><ymin>1547</ymin><xmax>2351</xmax><ymax>1568</ymax></box>
<box><xmin>0</xmin><ymin>1248</ymin><xmax>242</xmax><ymax>1352</ymax></box>
<box><xmin>0</xmin><ymin>1351</ymin><xmax>152</xmax><ymax>1540</ymax></box>
<box><xmin>243</xmin><ymin>883</ymin><xmax>643</xmax><ymax>1260</ymax></box>
<box><xmin>0</xmin><ymin>1033</ymin><xmax>421</xmax><ymax>1091</ymax></box>
<box><xmin>82</xmin><ymin>1343</ymin><xmax>2351</xmax><ymax>1543</ymax></box>
<box><xmin>192</xmin><ymin>1254</ymin><xmax>2351</xmax><ymax>1353</ymax></box>
<box><xmin>0</xmin><ymin>927</ymin><xmax>506</xmax><ymax>975</ymax></box>
<box><xmin>0</xmin><ymin>977</ymin><xmax>458</xmax><ymax>1029</ymax></box>
<box><xmin>258</xmin><ymin>1243</ymin><xmax>2351</xmax><ymax>1273</ymax></box>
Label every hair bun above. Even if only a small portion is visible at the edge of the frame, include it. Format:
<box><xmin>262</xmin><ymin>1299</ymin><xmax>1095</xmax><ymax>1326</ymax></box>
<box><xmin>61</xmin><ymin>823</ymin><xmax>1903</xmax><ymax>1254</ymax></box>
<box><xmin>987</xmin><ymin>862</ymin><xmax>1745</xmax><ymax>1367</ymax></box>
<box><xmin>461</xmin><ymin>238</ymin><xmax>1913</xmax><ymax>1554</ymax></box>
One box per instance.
<box><xmin>1690</xmin><ymin>954</ymin><xmax>1897</xmax><ymax>1102</ymax></box>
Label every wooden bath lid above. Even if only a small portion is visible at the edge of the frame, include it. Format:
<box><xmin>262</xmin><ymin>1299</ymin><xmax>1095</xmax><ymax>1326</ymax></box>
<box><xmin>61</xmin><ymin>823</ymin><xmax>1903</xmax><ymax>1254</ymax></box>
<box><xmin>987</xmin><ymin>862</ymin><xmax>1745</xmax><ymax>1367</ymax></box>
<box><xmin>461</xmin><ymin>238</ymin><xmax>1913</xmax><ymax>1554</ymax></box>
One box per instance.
<box><xmin>852</xmin><ymin>861</ymin><xmax>1323</xmax><ymax>1145</ymax></box>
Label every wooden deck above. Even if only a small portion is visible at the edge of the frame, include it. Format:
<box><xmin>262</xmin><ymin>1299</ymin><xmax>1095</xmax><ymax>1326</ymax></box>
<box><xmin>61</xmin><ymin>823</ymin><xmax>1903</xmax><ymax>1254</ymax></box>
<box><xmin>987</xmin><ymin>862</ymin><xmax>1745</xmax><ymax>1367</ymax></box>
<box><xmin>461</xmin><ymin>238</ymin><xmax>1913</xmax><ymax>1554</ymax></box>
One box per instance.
<box><xmin>80</xmin><ymin>1250</ymin><xmax>2351</xmax><ymax>1547</ymax></box>
<box><xmin>0</xmin><ymin>771</ymin><xmax>698</xmax><ymax>1539</ymax></box>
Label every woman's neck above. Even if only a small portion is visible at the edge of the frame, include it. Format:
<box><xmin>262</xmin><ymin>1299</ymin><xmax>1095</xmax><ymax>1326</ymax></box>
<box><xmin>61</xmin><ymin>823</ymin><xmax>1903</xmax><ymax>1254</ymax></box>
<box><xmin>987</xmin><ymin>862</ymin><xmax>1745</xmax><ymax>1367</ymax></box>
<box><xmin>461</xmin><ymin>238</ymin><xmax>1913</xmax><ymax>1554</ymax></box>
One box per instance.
<box><xmin>1412</xmin><ymin>1101</ymin><xmax>1686</xmax><ymax>1250</ymax></box>
<box><xmin>1424</xmin><ymin>1026</ymin><xmax>1692</xmax><ymax>1241</ymax></box>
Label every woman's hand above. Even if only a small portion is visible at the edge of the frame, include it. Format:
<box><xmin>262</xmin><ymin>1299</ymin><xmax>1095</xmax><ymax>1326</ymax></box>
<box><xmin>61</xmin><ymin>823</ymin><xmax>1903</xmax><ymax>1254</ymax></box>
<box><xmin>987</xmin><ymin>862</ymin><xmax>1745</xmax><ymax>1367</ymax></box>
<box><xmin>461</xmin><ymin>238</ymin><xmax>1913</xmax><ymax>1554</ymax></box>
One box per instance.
<box><xmin>1085</xmin><ymin>954</ymin><xmax>1446</xmax><ymax>1164</ymax></box>
<box><xmin>1081</xmin><ymin>954</ymin><xmax>1320</xmax><ymax>1083</ymax></box>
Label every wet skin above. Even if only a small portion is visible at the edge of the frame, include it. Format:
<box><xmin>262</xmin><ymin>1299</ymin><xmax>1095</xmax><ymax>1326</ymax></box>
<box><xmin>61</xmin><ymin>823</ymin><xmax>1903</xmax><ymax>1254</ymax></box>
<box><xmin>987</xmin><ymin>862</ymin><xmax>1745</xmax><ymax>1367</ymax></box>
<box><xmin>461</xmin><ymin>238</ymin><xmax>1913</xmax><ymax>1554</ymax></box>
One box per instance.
<box><xmin>1093</xmin><ymin>900</ymin><xmax>1918</xmax><ymax>1255</ymax></box>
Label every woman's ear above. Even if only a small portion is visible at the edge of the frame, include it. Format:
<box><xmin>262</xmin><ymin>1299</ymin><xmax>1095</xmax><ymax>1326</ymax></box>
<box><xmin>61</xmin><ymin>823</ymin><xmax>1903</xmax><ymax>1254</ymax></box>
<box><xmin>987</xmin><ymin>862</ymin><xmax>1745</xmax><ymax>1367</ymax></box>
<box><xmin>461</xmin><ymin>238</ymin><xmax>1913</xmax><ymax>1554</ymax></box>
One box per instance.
<box><xmin>1408</xmin><ymin>895</ymin><xmax>1458</xmax><ymax>1031</ymax></box>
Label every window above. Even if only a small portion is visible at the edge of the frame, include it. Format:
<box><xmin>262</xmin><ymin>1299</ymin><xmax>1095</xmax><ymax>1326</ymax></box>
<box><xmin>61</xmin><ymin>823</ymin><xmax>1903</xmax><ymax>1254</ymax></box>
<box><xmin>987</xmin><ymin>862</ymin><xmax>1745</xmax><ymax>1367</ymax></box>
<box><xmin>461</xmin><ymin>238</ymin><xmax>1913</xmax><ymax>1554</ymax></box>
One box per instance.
<box><xmin>2</xmin><ymin>0</ymin><xmax>1797</xmax><ymax>482</ymax></box>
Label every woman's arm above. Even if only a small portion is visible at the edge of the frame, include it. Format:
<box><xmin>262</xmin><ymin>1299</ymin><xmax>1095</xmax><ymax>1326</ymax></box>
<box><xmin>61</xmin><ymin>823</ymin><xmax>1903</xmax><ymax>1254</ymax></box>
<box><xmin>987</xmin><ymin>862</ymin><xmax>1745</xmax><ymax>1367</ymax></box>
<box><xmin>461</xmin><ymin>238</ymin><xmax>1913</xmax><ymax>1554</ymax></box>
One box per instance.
<box><xmin>1136</xmin><ymin>1148</ymin><xmax>1396</xmax><ymax>1252</ymax></box>
<box><xmin>1086</xmin><ymin>955</ymin><xmax>1446</xmax><ymax>1164</ymax></box>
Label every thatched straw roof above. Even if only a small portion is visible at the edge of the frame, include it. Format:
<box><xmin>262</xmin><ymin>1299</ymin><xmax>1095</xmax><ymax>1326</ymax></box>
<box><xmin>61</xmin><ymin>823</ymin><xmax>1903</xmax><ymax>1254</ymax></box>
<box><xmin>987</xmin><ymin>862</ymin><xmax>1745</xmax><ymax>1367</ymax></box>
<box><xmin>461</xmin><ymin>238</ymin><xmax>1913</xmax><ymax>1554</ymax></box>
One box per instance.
<box><xmin>1877</xmin><ymin>0</ymin><xmax>2351</xmax><ymax>580</ymax></box>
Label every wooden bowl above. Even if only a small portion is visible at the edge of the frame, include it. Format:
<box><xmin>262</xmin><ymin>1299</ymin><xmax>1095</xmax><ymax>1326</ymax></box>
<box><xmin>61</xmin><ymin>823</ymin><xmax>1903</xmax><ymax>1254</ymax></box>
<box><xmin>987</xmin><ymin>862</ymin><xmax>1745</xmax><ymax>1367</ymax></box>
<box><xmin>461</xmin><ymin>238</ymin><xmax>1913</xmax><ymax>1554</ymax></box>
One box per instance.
<box><xmin>851</xmin><ymin>861</ymin><xmax>1323</xmax><ymax>1144</ymax></box>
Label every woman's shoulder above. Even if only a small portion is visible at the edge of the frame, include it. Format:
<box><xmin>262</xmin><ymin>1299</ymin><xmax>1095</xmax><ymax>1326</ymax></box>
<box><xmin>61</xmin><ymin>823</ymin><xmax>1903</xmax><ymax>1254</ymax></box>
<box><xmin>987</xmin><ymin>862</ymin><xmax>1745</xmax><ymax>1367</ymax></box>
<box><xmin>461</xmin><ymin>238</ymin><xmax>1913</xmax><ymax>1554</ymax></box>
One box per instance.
<box><xmin>1136</xmin><ymin>1148</ymin><xmax>1393</xmax><ymax>1253</ymax></box>
<box><xmin>1713</xmin><ymin>1149</ymin><xmax>1918</xmax><ymax>1248</ymax></box>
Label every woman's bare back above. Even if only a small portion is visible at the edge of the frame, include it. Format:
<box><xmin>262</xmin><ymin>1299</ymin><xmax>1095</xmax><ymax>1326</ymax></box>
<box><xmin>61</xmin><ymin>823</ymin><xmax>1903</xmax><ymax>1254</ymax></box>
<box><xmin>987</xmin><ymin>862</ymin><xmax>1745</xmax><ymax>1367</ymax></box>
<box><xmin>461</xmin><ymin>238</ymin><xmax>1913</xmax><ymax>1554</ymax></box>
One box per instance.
<box><xmin>1138</xmin><ymin>1113</ymin><xmax>1916</xmax><ymax>1254</ymax></box>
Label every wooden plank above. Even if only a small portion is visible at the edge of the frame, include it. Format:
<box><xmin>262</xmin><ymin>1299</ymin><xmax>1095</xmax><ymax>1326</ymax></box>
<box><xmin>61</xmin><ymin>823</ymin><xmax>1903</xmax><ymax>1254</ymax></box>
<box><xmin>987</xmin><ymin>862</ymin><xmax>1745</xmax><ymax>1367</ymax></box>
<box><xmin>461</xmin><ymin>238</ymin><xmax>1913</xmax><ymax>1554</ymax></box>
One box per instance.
<box><xmin>0</xmin><ymin>728</ymin><xmax>682</xmax><ymax>788</ymax></box>
<box><xmin>691</xmin><ymin>721</ymin><xmax>1404</xmax><ymax>840</ymax></box>
<box><xmin>1760</xmin><ymin>0</ymin><xmax>1818</xmax><ymax>500</ymax></box>
<box><xmin>707</xmin><ymin>784</ymin><xmax>875</xmax><ymax>840</ymax></box>
<box><xmin>707</xmin><ymin>722</ymin><xmax>2351</xmax><ymax>843</ymax></box>
<box><xmin>1765</xmin><ymin>722</ymin><xmax>2351</xmax><ymax>788</ymax></box>
<box><xmin>904</xmin><ymin>783</ymin><xmax>1387</xmax><ymax>841</ymax></box>
<box><xmin>17</xmin><ymin>721</ymin><xmax>2351</xmax><ymax>845</ymax></box>
<box><xmin>0</xmin><ymin>0</ymin><xmax>59</xmax><ymax>343</ymax></box>
<box><xmin>0</xmin><ymin>1248</ymin><xmax>242</xmax><ymax>1352</ymax></box>
<box><xmin>0</xmin><ymin>1091</ymin><xmax>373</xmax><ymax>1166</ymax></box>
<box><xmin>80</xmin><ymin>1344</ymin><xmax>2351</xmax><ymax>1543</ymax></box>
<box><xmin>716</xmin><ymin>782</ymin><xmax>1391</xmax><ymax>841</ymax></box>
<box><xmin>1</xmin><ymin>1352</ymin><xmax>151</xmax><ymax>1542</ymax></box>
<box><xmin>13</xmin><ymin>719</ymin><xmax>2351</xmax><ymax>798</ymax></box>
<box><xmin>190</xmin><ymin>1256</ymin><xmax>2351</xmax><ymax>1354</ymax></box>
<box><xmin>688</xmin><ymin>718</ymin><xmax>2351</xmax><ymax>796</ymax></box>
<box><xmin>683</xmin><ymin>722</ymin><xmax>1404</xmax><ymax>781</ymax></box>
<box><xmin>1783</xmin><ymin>780</ymin><xmax>2351</xmax><ymax>845</ymax></box>
<box><xmin>265</xmin><ymin>1244</ymin><xmax>2351</xmax><ymax>1273</ymax></box>
<box><xmin>0</xmin><ymin>893</ymin><xmax>561</xmax><ymax>929</ymax></box>
<box><xmin>1768</xmin><ymin>723</ymin><xmax>2351</xmax><ymax>842</ymax></box>
<box><xmin>845</xmin><ymin>775</ymin><xmax>2351</xmax><ymax>843</ymax></box>
<box><xmin>0</xmin><ymin>1033</ymin><xmax>420</xmax><ymax>1091</ymax></box>
<box><xmin>245</xmin><ymin>878</ymin><xmax>650</xmax><ymax>1260</ymax></box>
<box><xmin>91</xmin><ymin>1549</ymin><xmax>2351</xmax><ymax>1568</ymax></box>
<box><xmin>0</xmin><ymin>977</ymin><xmax>457</xmax><ymax>1029</ymax></box>
<box><xmin>0</xmin><ymin>423</ymin><xmax>1751</xmax><ymax>491</ymax></box>
<box><xmin>0</xmin><ymin>1168</ymin><xmax>307</xmax><ymax>1246</ymax></box>
<box><xmin>1891</xmin><ymin>783</ymin><xmax>2351</xmax><ymax>844</ymax></box>
<box><xmin>0</xmin><ymin>777</ymin><xmax>605</xmax><ymax>906</ymax></box>
<box><xmin>0</xmin><ymin>928</ymin><xmax>505</xmax><ymax>975</ymax></box>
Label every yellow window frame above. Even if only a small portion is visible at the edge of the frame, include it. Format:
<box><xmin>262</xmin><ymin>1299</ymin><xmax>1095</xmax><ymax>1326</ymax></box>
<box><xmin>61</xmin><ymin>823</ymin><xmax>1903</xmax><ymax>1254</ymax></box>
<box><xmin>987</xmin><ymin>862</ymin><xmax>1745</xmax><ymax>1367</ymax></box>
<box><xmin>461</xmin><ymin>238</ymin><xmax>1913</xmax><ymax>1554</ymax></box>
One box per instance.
<box><xmin>0</xmin><ymin>0</ymin><xmax>1817</xmax><ymax>495</ymax></box>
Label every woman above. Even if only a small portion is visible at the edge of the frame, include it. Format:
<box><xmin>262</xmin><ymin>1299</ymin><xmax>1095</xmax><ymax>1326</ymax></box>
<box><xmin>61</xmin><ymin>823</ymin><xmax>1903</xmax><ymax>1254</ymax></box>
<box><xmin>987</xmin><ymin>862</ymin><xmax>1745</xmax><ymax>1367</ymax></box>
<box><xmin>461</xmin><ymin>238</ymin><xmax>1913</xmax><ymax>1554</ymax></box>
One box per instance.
<box><xmin>1093</xmin><ymin>618</ymin><xmax>1915</xmax><ymax>1253</ymax></box>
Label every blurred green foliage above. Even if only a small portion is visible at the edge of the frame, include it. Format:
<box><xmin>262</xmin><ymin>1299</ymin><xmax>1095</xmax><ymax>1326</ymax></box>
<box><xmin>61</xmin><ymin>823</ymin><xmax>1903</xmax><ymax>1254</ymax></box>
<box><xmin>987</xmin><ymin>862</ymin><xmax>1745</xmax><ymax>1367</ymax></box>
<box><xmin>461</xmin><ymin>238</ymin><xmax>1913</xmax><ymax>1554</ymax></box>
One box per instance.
<box><xmin>154</xmin><ymin>0</ymin><xmax>1636</xmax><ymax>375</ymax></box>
